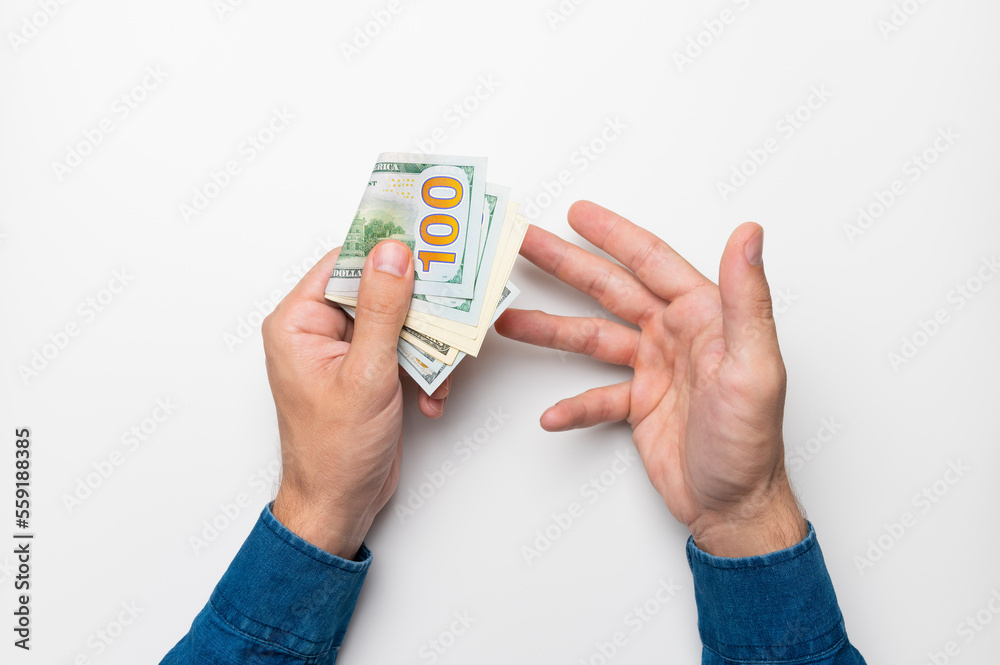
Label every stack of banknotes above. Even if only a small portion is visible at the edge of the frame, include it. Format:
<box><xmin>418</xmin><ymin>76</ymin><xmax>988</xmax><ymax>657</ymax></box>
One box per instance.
<box><xmin>325</xmin><ymin>153</ymin><xmax>527</xmax><ymax>395</ymax></box>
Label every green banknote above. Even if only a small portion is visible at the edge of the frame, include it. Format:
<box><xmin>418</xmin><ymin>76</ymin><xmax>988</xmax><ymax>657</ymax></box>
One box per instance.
<box><xmin>409</xmin><ymin>184</ymin><xmax>511</xmax><ymax>325</ymax></box>
<box><xmin>342</xmin><ymin>284</ymin><xmax>519</xmax><ymax>395</ymax></box>
<box><xmin>326</xmin><ymin>153</ymin><xmax>486</xmax><ymax>299</ymax></box>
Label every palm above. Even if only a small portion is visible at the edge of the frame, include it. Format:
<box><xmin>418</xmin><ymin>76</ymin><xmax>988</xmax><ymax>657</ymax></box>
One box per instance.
<box><xmin>496</xmin><ymin>202</ymin><xmax>787</xmax><ymax>532</ymax></box>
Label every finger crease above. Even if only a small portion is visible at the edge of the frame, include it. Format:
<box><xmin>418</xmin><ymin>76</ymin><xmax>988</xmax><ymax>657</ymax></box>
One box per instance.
<box><xmin>599</xmin><ymin>215</ymin><xmax>622</xmax><ymax>247</ymax></box>
<box><xmin>583</xmin><ymin>320</ymin><xmax>604</xmax><ymax>357</ymax></box>
<box><xmin>589</xmin><ymin>265</ymin><xmax>613</xmax><ymax>303</ymax></box>
<box><xmin>549</xmin><ymin>243</ymin><xmax>570</xmax><ymax>279</ymax></box>
<box><xmin>630</xmin><ymin>237</ymin><xmax>660</xmax><ymax>278</ymax></box>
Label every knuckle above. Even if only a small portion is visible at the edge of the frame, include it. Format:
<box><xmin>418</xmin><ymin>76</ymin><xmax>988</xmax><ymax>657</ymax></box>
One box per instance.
<box><xmin>343</xmin><ymin>353</ymin><xmax>396</xmax><ymax>390</ymax></box>
<box><xmin>580</xmin><ymin>319</ymin><xmax>604</xmax><ymax>356</ymax></box>
<box><xmin>630</xmin><ymin>237</ymin><xmax>659</xmax><ymax>273</ymax></box>
<box><xmin>751</xmin><ymin>283</ymin><xmax>774</xmax><ymax>318</ymax></box>
<box><xmin>261</xmin><ymin>310</ymin><xmax>283</xmax><ymax>349</ymax></box>
<box><xmin>765</xmin><ymin>356</ymin><xmax>788</xmax><ymax>391</ymax></box>
<box><xmin>359</xmin><ymin>293</ymin><xmax>403</xmax><ymax>323</ymax></box>
<box><xmin>733</xmin><ymin>353</ymin><xmax>786</xmax><ymax>397</ymax></box>
<box><xmin>586</xmin><ymin>266</ymin><xmax>613</xmax><ymax>303</ymax></box>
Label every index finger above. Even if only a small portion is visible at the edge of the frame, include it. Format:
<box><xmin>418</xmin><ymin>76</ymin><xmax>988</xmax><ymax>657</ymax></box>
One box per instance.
<box><xmin>285</xmin><ymin>246</ymin><xmax>343</xmax><ymax>305</ymax></box>
<box><xmin>568</xmin><ymin>201</ymin><xmax>710</xmax><ymax>302</ymax></box>
<box><xmin>266</xmin><ymin>247</ymin><xmax>352</xmax><ymax>341</ymax></box>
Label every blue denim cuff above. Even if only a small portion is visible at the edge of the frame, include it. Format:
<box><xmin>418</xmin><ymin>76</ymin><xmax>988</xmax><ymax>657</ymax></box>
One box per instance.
<box><xmin>209</xmin><ymin>504</ymin><xmax>372</xmax><ymax>660</ymax></box>
<box><xmin>686</xmin><ymin>523</ymin><xmax>849</xmax><ymax>663</ymax></box>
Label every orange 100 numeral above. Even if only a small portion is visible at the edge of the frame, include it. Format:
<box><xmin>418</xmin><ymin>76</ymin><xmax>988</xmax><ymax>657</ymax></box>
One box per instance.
<box><xmin>417</xmin><ymin>214</ymin><xmax>459</xmax><ymax>270</ymax></box>
<box><xmin>417</xmin><ymin>176</ymin><xmax>463</xmax><ymax>272</ymax></box>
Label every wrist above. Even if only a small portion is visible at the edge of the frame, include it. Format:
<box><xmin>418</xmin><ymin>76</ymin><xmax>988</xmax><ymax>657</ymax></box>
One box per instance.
<box><xmin>271</xmin><ymin>488</ymin><xmax>372</xmax><ymax>561</ymax></box>
<box><xmin>688</xmin><ymin>477</ymin><xmax>808</xmax><ymax>558</ymax></box>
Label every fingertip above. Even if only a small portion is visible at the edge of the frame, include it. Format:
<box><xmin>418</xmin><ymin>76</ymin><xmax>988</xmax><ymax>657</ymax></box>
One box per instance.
<box><xmin>539</xmin><ymin>406</ymin><xmax>566</xmax><ymax>432</ymax></box>
<box><xmin>723</xmin><ymin>222</ymin><xmax>760</xmax><ymax>260</ymax></box>
<box><xmin>721</xmin><ymin>222</ymin><xmax>764</xmax><ymax>278</ymax></box>
<box><xmin>720</xmin><ymin>222</ymin><xmax>778</xmax><ymax>353</ymax></box>
<box><xmin>493</xmin><ymin>309</ymin><xmax>520</xmax><ymax>338</ymax></box>
<box><xmin>567</xmin><ymin>199</ymin><xmax>595</xmax><ymax>221</ymax></box>
<box><xmin>494</xmin><ymin>311</ymin><xmax>512</xmax><ymax>336</ymax></box>
<box><xmin>416</xmin><ymin>376</ymin><xmax>450</xmax><ymax>420</ymax></box>
<box><xmin>430</xmin><ymin>377</ymin><xmax>451</xmax><ymax>401</ymax></box>
<box><xmin>321</xmin><ymin>246</ymin><xmax>344</xmax><ymax>264</ymax></box>
<box><xmin>429</xmin><ymin>396</ymin><xmax>446</xmax><ymax>418</ymax></box>
<box><xmin>567</xmin><ymin>199</ymin><xmax>612</xmax><ymax>236</ymax></box>
<box><xmin>418</xmin><ymin>392</ymin><xmax>446</xmax><ymax>419</ymax></box>
<box><xmin>369</xmin><ymin>240</ymin><xmax>413</xmax><ymax>278</ymax></box>
<box><xmin>737</xmin><ymin>223</ymin><xmax>764</xmax><ymax>267</ymax></box>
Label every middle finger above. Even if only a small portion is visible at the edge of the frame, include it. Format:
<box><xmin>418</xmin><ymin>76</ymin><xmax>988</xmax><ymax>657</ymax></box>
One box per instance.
<box><xmin>520</xmin><ymin>224</ymin><xmax>665</xmax><ymax>326</ymax></box>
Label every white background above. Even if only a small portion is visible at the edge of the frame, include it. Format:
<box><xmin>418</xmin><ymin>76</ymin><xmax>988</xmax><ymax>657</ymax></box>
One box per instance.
<box><xmin>2</xmin><ymin>1</ymin><xmax>999</xmax><ymax>663</ymax></box>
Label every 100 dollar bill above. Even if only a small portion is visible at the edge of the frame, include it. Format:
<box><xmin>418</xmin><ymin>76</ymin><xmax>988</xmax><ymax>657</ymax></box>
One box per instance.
<box><xmin>400</xmin><ymin>212</ymin><xmax>528</xmax><ymax>358</ymax></box>
<box><xmin>396</xmin><ymin>284</ymin><xmax>518</xmax><ymax>394</ymax></box>
<box><xmin>341</xmin><ymin>284</ymin><xmax>519</xmax><ymax>394</ymax></box>
<box><xmin>407</xmin><ymin>185</ymin><xmax>512</xmax><ymax>326</ymax></box>
<box><xmin>326</xmin><ymin>153</ymin><xmax>486</xmax><ymax>300</ymax></box>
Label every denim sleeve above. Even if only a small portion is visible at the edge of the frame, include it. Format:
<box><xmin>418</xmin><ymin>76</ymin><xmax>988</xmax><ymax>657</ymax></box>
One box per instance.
<box><xmin>161</xmin><ymin>504</ymin><xmax>371</xmax><ymax>665</ymax></box>
<box><xmin>686</xmin><ymin>523</ymin><xmax>867</xmax><ymax>664</ymax></box>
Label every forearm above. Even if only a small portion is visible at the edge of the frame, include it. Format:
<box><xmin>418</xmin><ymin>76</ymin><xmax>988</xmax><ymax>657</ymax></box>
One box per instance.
<box><xmin>161</xmin><ymin>504</ymin><xmax>370</xmax><ymax>665</ymax></box>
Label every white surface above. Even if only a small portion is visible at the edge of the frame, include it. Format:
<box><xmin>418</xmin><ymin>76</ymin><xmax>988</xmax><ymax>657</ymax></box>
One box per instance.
<box><xmin>2</xmin><ymin>1</ymin><xmax>999</xmax><ymax>663</ymax></box>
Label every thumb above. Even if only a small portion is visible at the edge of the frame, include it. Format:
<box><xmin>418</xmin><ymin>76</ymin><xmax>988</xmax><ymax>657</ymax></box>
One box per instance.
<box><xmin>343</xmin><ymin>240</ymin><xmax>414</xmax><ymax>379</ymax></box>
<box><xmin>719</xmin><ymin>223</ymin><xmax>779</xmax><ymax>356</ymax></box>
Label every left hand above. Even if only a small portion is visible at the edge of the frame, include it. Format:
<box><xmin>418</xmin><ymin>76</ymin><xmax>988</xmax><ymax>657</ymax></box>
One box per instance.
<box><xmin>495</xmin><ymin>201</ymin><xmax>805</xmax><ymax>557</ymax></box>
<box><xmin>263</xmin><ymin>241</ymin><xmax>450</xmax><ymax>559</ymax></box>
